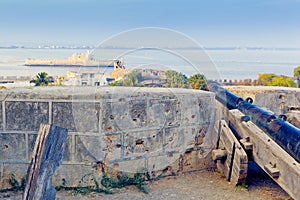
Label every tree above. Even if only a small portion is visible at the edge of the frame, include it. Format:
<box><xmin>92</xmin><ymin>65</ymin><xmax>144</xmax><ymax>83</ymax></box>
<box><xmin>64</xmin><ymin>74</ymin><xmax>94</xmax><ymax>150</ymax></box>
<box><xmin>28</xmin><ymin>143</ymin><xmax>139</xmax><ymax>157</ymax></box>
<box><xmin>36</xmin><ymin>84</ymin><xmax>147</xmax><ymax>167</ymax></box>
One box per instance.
<box><xmin>164</xmin><ymin>70</ymin><xmax>188</xmax><ymax>88</ymax></box>
<box><xmin>109</xmin><ymin>71</ymin><xmax>143</xmax><ymax>87</ymax></box>
<box><xmin>268</xmin><ymin>76</ymin><xmax>296</xmax><ymax>87</ymax></box>
<box><xmin>294</xmin><ymin>66</ymin><xmax>300</xmax><ymax>79</ymax></box>
<box><xmin>30</xmin><ymin>72</ymin><xmax>55</xmax><ymax>86</ymax></box>
<box><xmin>188</xmin><ymin>73</ymin><xmax>207</xmax><ymax>90</ymax></box>
<box><xmin>257</xmin><ymin>73</ymin><xmax>277</xmax><ymax>85</ymax></box>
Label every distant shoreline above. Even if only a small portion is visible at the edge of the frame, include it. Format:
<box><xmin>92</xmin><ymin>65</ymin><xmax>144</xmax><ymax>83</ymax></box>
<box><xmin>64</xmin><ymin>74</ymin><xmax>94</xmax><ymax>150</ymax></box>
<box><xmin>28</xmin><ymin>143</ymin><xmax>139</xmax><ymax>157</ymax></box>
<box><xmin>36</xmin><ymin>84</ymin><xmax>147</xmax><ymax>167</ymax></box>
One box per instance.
<box><xmin>1</xmin><ymin>46</ymin><xmax>300</xmax><ymax>51</ymax></box>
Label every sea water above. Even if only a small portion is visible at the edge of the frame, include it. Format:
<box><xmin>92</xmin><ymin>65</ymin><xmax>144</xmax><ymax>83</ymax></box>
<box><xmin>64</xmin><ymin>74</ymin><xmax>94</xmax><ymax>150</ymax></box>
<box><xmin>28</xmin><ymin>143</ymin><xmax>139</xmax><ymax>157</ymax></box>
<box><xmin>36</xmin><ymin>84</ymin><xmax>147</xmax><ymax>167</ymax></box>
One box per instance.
<box><xmin>0</xmin><ymin>48</ymin><xmax>299</xmax><ymax>80</ymax></box>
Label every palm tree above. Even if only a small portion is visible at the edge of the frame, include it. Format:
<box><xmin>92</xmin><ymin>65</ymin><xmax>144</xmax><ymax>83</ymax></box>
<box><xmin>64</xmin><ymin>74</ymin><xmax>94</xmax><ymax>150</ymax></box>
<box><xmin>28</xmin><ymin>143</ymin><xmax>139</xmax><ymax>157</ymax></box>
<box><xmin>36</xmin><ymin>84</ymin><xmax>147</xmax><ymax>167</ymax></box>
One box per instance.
<box><xmin>30</xmin><ymin>72</ymin><xmax>54</xmax><ymax>86</ymax></box>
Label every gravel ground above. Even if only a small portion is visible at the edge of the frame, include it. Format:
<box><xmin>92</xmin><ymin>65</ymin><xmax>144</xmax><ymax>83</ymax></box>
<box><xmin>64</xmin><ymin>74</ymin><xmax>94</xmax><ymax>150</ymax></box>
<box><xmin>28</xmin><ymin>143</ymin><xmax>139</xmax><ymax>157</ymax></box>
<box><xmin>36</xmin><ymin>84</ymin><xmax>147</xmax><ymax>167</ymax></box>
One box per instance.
<box><xmin>1</xmin><ymin>162</ymin><xmax>292</xmax><ymax>200</ymax></box>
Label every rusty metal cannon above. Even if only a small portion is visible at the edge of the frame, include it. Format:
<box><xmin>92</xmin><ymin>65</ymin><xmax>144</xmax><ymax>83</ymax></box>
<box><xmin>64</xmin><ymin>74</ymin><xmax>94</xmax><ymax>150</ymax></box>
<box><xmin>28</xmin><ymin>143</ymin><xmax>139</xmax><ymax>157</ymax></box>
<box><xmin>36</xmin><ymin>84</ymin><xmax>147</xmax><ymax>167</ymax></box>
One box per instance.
<box><xmin>206</xmin><ymin>80</ymin><xmax>300</xmax><ymax>163</ymax></box>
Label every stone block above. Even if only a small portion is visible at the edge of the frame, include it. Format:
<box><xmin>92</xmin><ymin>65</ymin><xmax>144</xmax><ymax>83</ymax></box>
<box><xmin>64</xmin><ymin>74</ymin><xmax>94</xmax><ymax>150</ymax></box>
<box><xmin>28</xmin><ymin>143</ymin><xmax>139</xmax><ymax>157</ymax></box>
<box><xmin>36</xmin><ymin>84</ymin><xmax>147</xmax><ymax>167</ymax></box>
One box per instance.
<box><xmin>1</xmin><ymin>163</ymin><xmax>28</xmax><ymax>189</ymax></box>
<box><xmin>52</xmin><ymin>102</ymin><xmax>75</xmax><ymax>132</ymax></box>
<box><xmin>70</xmin><ymin>102</ymin><xmax>100</xmax><ymax>133</ymax></box>
<box><xmin>123</xmin><ymin>129</ymin><xmax>163</xmax><ymax>158</ymax></box>
<box><xmin>101</xmin><ymin>100</ymin><xmax>147</xmax><ymax>133</ymax></box>
<box><xmin>197</xmin><ymin>97</ymin><xmax>216</xmax><ymax>123</ymax></box>
<box><xmin>101</xmin><ymin>102</ymin><xmax>120</xmax><ymax>133</ymax></box>
<box><xmin>53</xmin><ymin>102</ymin><xmax>100</xmax><ymax>133</ymax></box>
<box><xmin>0</xmin><ymin>163</ymin><xmax>2</xmax><ymax>188</ymax></box>
<box><xmin>128</xmin><ymin>99</ymin><xmax>147</xmax><ymax>128</ymax></box>
<box><xmin>148</xmin><ymin>99</ymin><xmax>180</xmax><ymax>128</ymax></box>
<box><xmin>0</xmin><ymin>133</ymin><xmax>26</xmax><ymax>161</ymax></box>
<box><xmin>0</xmin><ymin>102</ymin><xmax>2</xmax><ymax>131</ymax></box>
<box><xmin>180</xmin><ymin>97</ymin><xmax>201</xmax><ymax>125</ymax></box>
<box><xmin>75</xmin><ymin>135</ymin><xmax>121</xmax><ymax>163</ymax></box>
<box><xmin>5</xmin><ymin>101</ymin><xmax>49</xmax><ymax>131</ymax></box>
<box><xmin>116</xmin><ymin>158</ymin><xmax>146</xmax><ymax>173</ymax></box>
<box><xmin>53</xmin><ymin>164</ymin><xmax>95</xmax><ymax>187</ymax></box>
<box><xmin>164</xmin><ymin>127</ymin><xmax>195</xmax><ymax>154</ymax></box>
<box><xmin>147</xmin><ymin>153</ymin><xmax>180</xmax><ymax>173</ymax></box>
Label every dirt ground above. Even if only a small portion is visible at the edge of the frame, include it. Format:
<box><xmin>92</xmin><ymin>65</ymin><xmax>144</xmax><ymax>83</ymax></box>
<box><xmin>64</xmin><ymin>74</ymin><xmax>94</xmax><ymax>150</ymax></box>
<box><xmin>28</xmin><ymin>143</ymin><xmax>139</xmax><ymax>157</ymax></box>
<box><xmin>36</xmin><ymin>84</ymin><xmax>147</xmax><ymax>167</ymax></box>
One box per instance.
<box><xmin>1</xmin><ymin>162</ymin><xmax>292</xmax><ymax>200</ymax></box>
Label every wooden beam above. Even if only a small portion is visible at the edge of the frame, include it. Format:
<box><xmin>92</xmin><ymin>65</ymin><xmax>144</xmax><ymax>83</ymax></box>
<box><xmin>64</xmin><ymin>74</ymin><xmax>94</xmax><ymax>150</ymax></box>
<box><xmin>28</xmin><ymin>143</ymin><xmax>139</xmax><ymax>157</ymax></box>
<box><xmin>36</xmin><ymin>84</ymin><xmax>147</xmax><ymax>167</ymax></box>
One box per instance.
<box><xmin>214</xmin><ymin>120</ymin><xmax>248</xmax><ymax>185</ymax></box>
<box><xmin>228</xmin><ymin>109</ymin><xmax>300</xmax><ymax>200</ymax></box>
<box><xmin>23</xmin><ymin>124</ymin><xmax>68</xmax><ymax>200</ymax></box>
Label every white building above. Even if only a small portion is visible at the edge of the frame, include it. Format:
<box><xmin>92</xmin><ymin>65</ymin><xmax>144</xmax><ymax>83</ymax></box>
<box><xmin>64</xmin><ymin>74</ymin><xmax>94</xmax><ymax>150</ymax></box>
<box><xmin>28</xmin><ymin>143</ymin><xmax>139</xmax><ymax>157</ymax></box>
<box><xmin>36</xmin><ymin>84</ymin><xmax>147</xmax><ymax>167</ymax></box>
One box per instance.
<box><xmin>65</xmin><ymin>71</ymin><xmax>108</xmax><ymax>86</ymax></box>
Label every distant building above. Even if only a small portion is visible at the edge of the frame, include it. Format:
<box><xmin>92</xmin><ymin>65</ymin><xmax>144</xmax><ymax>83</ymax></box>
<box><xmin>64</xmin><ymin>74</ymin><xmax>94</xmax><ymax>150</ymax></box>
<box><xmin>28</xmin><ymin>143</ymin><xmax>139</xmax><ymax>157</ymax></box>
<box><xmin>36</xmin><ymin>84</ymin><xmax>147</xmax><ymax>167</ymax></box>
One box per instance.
<box><xmin>110</xmin><ymin>60</ymin><xmax>131</xmax><ymax>80</ymax></box>
<box><xmin>109</xmin><ymin>63</ymin><xmax>168</xmax><ymax>87</ymax></box>
<box><xmin>140</xmin><ymin>79</ymin><xmax>167</xmax><ymax>87</ymax></box>
<box><xmin>0</xmin><ymin>76</ymin><xmax>31</xmax><ymax>87</ymax></box>
<box><xmin>65</xmin><ymin>70</ymin><xmax>108</xmax><ymax>86</ymax></box>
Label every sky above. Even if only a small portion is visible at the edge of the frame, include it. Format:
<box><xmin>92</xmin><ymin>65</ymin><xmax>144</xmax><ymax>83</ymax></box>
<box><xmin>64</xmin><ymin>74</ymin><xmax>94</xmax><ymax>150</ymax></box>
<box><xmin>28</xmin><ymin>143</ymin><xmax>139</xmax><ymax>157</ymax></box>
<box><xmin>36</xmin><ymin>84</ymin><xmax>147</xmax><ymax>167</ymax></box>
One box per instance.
<box><xmin>0</xmin><ymin>0</ymin><xmax>300</xmax><ymax>47</ymax></box>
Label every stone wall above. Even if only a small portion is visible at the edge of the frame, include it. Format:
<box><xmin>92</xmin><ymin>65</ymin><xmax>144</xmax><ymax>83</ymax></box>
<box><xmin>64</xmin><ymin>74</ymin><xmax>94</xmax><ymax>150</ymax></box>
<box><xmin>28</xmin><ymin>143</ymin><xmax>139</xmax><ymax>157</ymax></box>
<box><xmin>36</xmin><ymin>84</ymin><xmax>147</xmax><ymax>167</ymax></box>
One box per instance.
<box><xmin>0</xmin><ymin>86</ymin><xmax>216</xmax><ymax>188</ymax></box>
<box><xmin>226</xmin><ymin>86</ymin><xmax>300</xmax><ymax>114</ymax></box>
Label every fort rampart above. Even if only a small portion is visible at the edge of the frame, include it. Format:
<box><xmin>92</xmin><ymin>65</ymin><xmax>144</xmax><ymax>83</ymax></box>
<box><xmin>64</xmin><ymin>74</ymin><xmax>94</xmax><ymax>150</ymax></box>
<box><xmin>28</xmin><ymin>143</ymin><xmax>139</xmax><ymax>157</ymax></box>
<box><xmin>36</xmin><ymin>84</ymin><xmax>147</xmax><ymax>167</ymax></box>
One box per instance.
<box><xmin>0</xmin><ymin>87</ymin><xmax>216</xmax><ymax>188</ymax></box>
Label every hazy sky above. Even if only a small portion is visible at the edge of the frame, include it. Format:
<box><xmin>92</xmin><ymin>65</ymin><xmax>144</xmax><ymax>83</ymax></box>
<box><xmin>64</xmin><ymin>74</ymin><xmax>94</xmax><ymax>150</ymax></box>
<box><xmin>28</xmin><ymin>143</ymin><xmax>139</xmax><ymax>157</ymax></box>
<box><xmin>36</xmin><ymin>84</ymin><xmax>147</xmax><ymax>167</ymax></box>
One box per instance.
<box><xmin>1</xmin><ymin>0</ymin><xmax>300</xmax><ymax>47</ymax></box>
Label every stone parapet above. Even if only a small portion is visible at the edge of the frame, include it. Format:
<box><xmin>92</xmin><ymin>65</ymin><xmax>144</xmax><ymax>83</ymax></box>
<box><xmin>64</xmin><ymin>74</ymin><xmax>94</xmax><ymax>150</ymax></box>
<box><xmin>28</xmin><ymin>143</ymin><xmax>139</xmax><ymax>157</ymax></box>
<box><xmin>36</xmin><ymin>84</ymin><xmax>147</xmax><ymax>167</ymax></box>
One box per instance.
<box><xmin>226</xmin><ymin>86</ymin><xmax>300</xmax><ymax>115</ymax></box>
<box><xmin>0</xmin><ymin>86</ymin><xmax>216</xmax><ymax>188</ymax></box>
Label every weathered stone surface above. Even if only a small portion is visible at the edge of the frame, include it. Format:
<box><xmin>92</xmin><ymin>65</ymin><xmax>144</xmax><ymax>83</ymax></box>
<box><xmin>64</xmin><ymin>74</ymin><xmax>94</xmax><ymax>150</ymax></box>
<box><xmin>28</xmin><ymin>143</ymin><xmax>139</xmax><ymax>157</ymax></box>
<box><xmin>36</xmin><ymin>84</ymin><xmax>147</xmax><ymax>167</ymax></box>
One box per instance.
<box><xmin>6</xmin><ymin>101</ymin><xmax>49</xmax><ymax>131</ymax></box>
<box><xmin>0</xmin><ymin>133</ymin><xmax>26</xmax><ymax>161</ymax></box>
<box><xmin>164</xmin><ymin>127</ymin><xmax>184</xmax><ymax>153</ymax></box>
<box><xmin>129</xmin><ymin>100</ymin><xmax>147</xmax><ymax>127</ymax></box>
<box><xmin>75</xmin><ymin>135</ymin><xmax>122</xmax><ymax>163</ymax></box>
<box><xmin>62</xmin><ymin>135</ymin><xmax>72</xmax><ymax>163</ymax></box>
<box><xmin>164</xmin><ymin>127</ymin><xmax>196</xmax><ymax>153</ymax></box>
<box><xmin>117</xmin><ymin>158</ymin><xmax>146</xmax><ymax>173</ymax></box>
<box><xmin>149</xmin><ymin>99</ymin><xmax>180</xmax><ymax>127</ymax></box>
<box><xmin>101</xmin><ymin>102</ymin><xmax>120</xmax><ymax>133</ymax></box>
<box><xmin>124</xmin><ymin>129</ymin><xmax>163</xmax><ymax>158</ymax></box>
<box><xmin>52</xmin><ymin>102</ymin><xmax>76</xmax><ymax>132</ymax></box>
<box><xmin>53</xmin><ymin>164</ymin><xmax>94</xmax><ymax>187</ymax></box>
<box><xmin>70</xmin><ymin>102</ymin><xmax>100</xmax><ymax>133</ymax></box>
<box><xmin>286</xmin><ymin>111</ymin><xmax>300</xmax><ymax>128</ymax></box>
<box><xmin>102</xmin><ymin>100</ymin><xmax>148</xmax><ymax>132</ymax></box>
<box><xmin>0</xmin><ymin>87</ymin><xmax>216</xmax><ymax>187</ymax></box>
<box><xmin>147</xmin><ymin>154</ymin><xmax>179</xmax><ymax>172</ymax></box>
<box><xmin>1</xmin><ymin>164</ymin><xmax>28</xmax><ymax>189</ymax></box>
<box><xmin>226</xmin><ymin>86</ymin><xmax>300</xmax><ymax>115</ymax></box>
<box><xmin>0</xmin><ymin>102</ymin><xmax>3</xmax><ymax>131</ymax></box>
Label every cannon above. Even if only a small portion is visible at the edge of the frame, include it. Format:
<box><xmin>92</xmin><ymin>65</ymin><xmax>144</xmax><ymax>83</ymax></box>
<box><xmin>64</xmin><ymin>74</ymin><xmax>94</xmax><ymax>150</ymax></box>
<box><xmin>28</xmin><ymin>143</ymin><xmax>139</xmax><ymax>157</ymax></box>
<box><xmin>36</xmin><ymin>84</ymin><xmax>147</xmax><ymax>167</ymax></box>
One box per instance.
<box><xmin>206</xmin><ymin>81</ymin><xmax>300</xmax><ymax>163</ymax></box>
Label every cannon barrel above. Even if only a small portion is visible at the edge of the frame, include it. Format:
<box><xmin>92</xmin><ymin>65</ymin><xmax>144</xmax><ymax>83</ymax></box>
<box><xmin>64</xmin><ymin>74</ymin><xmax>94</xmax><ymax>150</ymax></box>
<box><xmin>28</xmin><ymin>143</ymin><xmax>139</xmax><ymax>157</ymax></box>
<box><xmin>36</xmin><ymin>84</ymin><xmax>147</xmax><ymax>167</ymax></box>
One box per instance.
<box><xmin>207</xmin><ymin>81</ymin><xmax>300</xmax><ymax>163</ymax></box>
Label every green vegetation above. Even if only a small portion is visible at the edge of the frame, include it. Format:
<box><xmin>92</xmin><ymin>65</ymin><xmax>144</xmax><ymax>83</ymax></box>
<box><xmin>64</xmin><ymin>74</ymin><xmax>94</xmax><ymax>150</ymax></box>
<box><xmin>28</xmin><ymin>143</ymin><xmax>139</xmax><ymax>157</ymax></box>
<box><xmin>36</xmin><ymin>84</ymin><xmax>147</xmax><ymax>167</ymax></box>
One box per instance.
<box><xmin>234</xmin><ymin>182</ymin><xmax>249</xmax><ymax>191</ymax></box>
<box><xmin>109</xmin><ymin>71</ymin><xmax>143</xmax><ymax>86</ymax></box>
<box><xmin>101</xmin><ymin>169</ymin><xmax>149</xmax><ymax>194</ymax></box>
<box><xmin>268</xmin><ymin>76</ymin><xmax>296</xmax><ymax>87</ymax></box>
<box><xmin>109</xmin><ymin>69</ymin><xmax>207</xmax><ymax>90</ymax></box>
<box><xmin>257</xmin><ymin>73</ymin><xmax>296</xmax><ymax>87</ymax></box>
<box><xmin>55</xmin><ymin>168</ymin><xmax>149</xmax><ymax>196</ymax></box>
<box><xmin>294</xmin><ymin>66</ymin><xmax>300</xmax><ymax>78</ymax></box>
<box><xmin>30</xmin><ymin>72</ymin><xmax>55</xmax><ymax>86</ymax></box>
<box><xmin>55</xmin><ymin>173</ymin><xmax>112</xmax><ymax>196</ymax></box>
<box><xmin>188</xmin><ymin>73</ymin><xmax>207</xmax><ymax>90</ymax></box>
<box><xmin>164</xmin><ymin>70</ymin><xmax>188</xmax><ymax>88</ymax></box>
<box><xmin>0</xmin><ymin>173</ymin><xmax>26</xmax><ymax>193</ymax></box>
<box><xmin>257</xmin><ymin>73</ymin><xmax>277</xmax><ymax>85</ymax></box>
